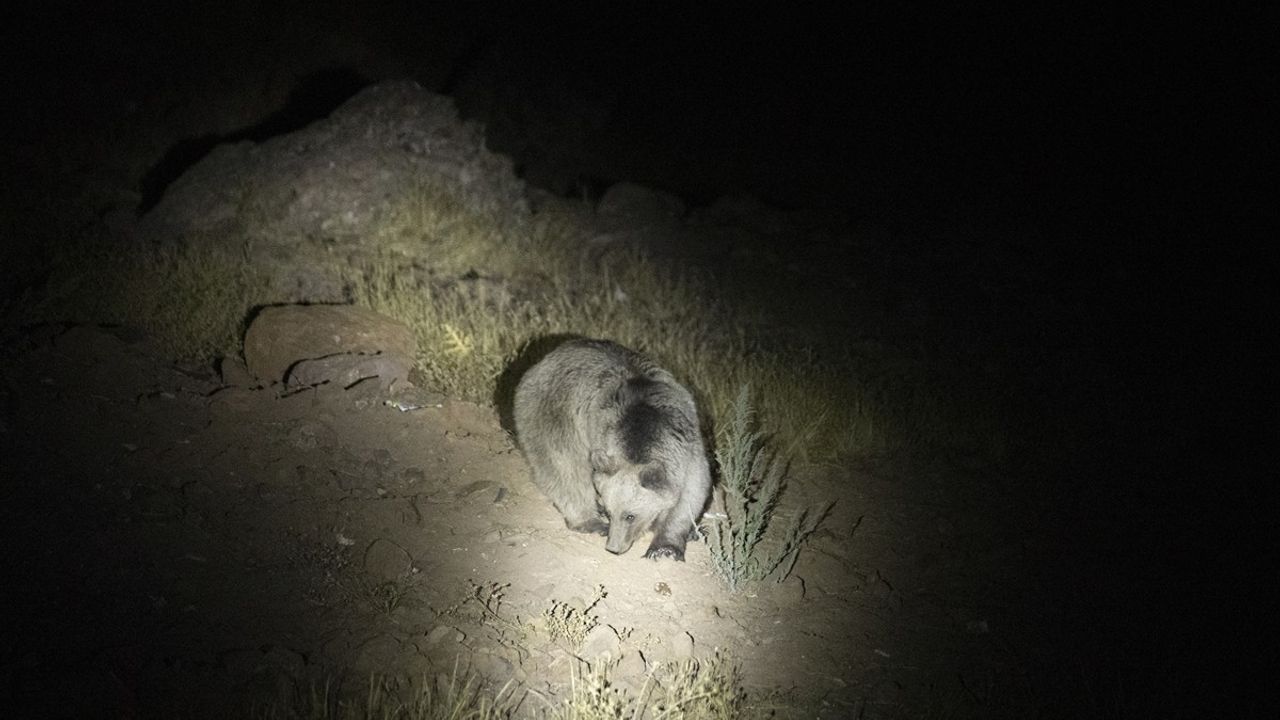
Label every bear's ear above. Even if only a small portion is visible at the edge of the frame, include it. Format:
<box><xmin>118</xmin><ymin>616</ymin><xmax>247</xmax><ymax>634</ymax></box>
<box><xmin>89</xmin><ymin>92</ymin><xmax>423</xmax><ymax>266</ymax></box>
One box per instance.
<box><xmin>640</xmin><ymin>467</ymin><xmax>668</xmax><ymax>491</ymax></box>
<box><xmin>590</xmin><ymin>449</ymin><xmax>617</xmax><ymax>474</ymax></box>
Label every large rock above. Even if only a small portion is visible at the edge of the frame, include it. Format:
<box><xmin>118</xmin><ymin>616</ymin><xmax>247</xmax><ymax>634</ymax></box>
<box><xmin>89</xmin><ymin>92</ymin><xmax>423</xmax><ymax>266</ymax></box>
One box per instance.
<box><xmin>142</xmin><ymin>81</ymin><xmax>527</xmax><ymax>247</ymax></box>
<box><xmin>137</xmin><ymin>81</ymin><xmax>529</xmax><ymax>302</ymax></box>
<box><xmin>243</xmin><ymin>304</ymin><xmax>416</xmax><ymax>386</ymax></box>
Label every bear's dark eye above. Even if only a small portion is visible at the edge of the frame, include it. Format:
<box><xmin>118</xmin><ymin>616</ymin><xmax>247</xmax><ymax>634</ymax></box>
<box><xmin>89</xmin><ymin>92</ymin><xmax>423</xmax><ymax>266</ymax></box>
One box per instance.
<box><xmin>624</xmin><ymin>513</ymin><xmax>636</xmax><ymax>523</ymax></box>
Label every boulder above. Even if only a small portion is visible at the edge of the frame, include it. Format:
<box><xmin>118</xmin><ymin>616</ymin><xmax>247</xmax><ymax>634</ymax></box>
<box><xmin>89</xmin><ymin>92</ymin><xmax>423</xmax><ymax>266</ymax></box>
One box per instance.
<box><xmin>140</xmin><ymin>81</ymin><xmax>528</xmax><ymax>250</ymax></box>
<box><xmin>243</xmin><ymin>304</ymin><xmax>415</xmax><ymax>385</ymax></box>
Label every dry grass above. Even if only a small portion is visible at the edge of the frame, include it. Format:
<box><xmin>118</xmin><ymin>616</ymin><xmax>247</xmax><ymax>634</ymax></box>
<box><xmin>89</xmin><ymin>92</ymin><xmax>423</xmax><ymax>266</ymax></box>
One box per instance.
<box><xmin>548</xmin><ymin>651</ymin><xmax>755</xmax><ymax>720</ymax></box>
<box><xmin>343</xmin><ymin>177</ymin><xmax>953</xmax><ymax>461</ymax></box>
<box><xmin>253</xmin><ymin>652</ymin><xmax>759</xmax><ymax>720</ymax></box>
<box><xmin>10</xmin><ymin>172</ymin><xmax>1006</xmax><ymax>464</ymax></box>
<box><xmin>253</xmin><ymin>669</ymin><xmax>521</xmax><ymax>720</ymax></box>
<box><xmin>19</xmin><ymin>236</ymin><xmax>270</xmax><ymax>361</ymax></box>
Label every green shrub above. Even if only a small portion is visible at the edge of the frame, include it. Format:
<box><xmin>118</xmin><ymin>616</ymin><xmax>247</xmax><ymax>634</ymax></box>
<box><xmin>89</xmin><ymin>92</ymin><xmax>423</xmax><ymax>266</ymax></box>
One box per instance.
<box><xmin>706</xmin><ymin>386</ymin><xmax>832</xmax><ymax>593</ymax></box>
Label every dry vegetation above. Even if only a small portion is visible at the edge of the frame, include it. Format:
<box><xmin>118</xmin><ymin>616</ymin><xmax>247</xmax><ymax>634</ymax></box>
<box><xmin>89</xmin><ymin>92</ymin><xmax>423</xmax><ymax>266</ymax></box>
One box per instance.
<box><xmin>258</xmin><ymin>580</ymin><xmax>764</xmax><ymax>720</ymax></box>
<box><xmin>13</xmin><ymin>174</ymin><xmax>1005</xmax><ymax>463</ymax></box>
<box><xmin>254</xmin><ymin>652</ymin><xmax>757</xmax><ymax>720</ymax></box>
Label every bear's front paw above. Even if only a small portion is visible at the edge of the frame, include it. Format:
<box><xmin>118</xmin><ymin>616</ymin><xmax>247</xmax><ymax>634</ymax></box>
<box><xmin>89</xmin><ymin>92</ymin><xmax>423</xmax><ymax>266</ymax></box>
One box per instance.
<box><xmin>643</xmin><ymin>543</ymin><xmax>685</xmax><ymax>561</ymax></box>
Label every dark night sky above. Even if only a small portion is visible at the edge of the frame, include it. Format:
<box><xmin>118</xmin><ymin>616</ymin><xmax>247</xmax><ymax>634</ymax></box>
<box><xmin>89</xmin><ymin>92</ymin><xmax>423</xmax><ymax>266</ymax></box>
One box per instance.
<box><xmin>3</xmin><ymin>2</ymin><xmax>1267</xmax><ymax>225</ymax></box>
<box><xmin>464</xmin><ymin>4</ymin><xmax>1269</xmax><ymax>222</ymax></box>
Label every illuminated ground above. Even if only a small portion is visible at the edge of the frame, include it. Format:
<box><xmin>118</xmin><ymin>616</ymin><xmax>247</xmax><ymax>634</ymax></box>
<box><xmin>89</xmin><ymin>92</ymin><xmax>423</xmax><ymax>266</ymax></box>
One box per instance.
<box><xmin>1</xmin><ymin>323</ymin><xmax>1061</xmax><ymax>717</ymax></box>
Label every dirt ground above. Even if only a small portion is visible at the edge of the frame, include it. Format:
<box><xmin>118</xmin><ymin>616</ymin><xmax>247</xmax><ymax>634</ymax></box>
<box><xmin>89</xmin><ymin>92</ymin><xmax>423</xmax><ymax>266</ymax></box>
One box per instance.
<box><xmin>0</xmin><ymin>322</ymin><xmax>1061</xmax><ymax>718</ymax></box>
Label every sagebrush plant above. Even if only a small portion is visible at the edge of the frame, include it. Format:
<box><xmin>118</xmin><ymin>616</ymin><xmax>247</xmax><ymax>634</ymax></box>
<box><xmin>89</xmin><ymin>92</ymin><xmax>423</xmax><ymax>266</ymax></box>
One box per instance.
<box><xmin>707</xmin><ymin>386</ymin><xmax>833</xmax><ymax>593</ymax></box>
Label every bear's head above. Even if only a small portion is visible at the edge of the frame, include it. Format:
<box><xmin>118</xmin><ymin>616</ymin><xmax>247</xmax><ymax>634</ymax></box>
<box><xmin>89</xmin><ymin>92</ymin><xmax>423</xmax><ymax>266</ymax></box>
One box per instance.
<box><xmin>589</xmin><ymin>449</ymin><xmax>678</xmax><ymax>555</ymax></box>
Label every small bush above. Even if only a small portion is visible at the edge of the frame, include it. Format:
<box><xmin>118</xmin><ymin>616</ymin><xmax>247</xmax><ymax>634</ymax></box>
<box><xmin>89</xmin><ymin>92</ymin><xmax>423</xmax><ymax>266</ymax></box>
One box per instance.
<box><xmin>544</xmin><ymin>585</ymin><xmax>606</xmax><ymax>653</ymax></box>
<box><xmin>706</xmin><ymin>386</ymin><xmax>832</xmax><ymax>593</ymax></box>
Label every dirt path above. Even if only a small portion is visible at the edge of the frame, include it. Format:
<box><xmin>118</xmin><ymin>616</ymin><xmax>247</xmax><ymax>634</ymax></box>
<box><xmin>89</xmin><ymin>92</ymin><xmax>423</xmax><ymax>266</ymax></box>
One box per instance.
<box><xmin>1</xmin><ymin>325</ymin><xmax>1050</xmax><ymax>718</ymax></box>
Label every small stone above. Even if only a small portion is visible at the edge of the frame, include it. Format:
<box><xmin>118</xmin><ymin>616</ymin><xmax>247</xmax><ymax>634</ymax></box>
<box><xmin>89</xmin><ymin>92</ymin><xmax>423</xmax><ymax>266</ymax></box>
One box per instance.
<box><xmin>363</xmin><ymin>538</ymin><xmax>413</xmax><ymax>581</ymax></box>
<box><xmin>243</xmin><ymin>304</ymin><xmax>416</xmax><ymax>385</ymax></box>
<box><xmin>287</xmin><ymin>353</ymin><xmax>412</xmax><ymax>391</ymax></box>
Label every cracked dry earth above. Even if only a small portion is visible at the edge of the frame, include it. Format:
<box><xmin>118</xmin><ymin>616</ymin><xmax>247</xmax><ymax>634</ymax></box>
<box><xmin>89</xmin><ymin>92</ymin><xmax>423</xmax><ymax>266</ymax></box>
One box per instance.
<box><xmin>1</xmin><ymin>325</ymin><xmax>1043</xmax><ymax>718</ymax></box>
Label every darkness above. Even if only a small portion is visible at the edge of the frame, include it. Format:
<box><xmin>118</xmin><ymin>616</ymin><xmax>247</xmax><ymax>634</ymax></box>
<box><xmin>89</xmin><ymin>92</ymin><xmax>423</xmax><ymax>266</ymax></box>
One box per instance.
<box><xmin>1</xmin><ymin>0</ymin><xmax>1272</xmax><ymax>715</ymax></box>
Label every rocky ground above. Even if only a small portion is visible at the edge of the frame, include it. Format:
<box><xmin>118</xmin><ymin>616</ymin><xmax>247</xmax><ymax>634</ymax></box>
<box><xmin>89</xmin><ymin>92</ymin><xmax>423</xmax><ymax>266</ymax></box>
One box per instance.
<box><xmin>0</xmin><ymin>320</ymin><xmax>1061</xmax><ymax>718</ymax></box>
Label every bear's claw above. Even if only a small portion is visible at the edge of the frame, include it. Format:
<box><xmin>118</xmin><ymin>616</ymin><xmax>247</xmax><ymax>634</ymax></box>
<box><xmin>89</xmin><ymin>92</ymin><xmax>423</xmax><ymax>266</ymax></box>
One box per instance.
<box><xmin>644</xmin><ymin>544</ymin><xmax>685</xmax><ymax>561</ymax></box>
